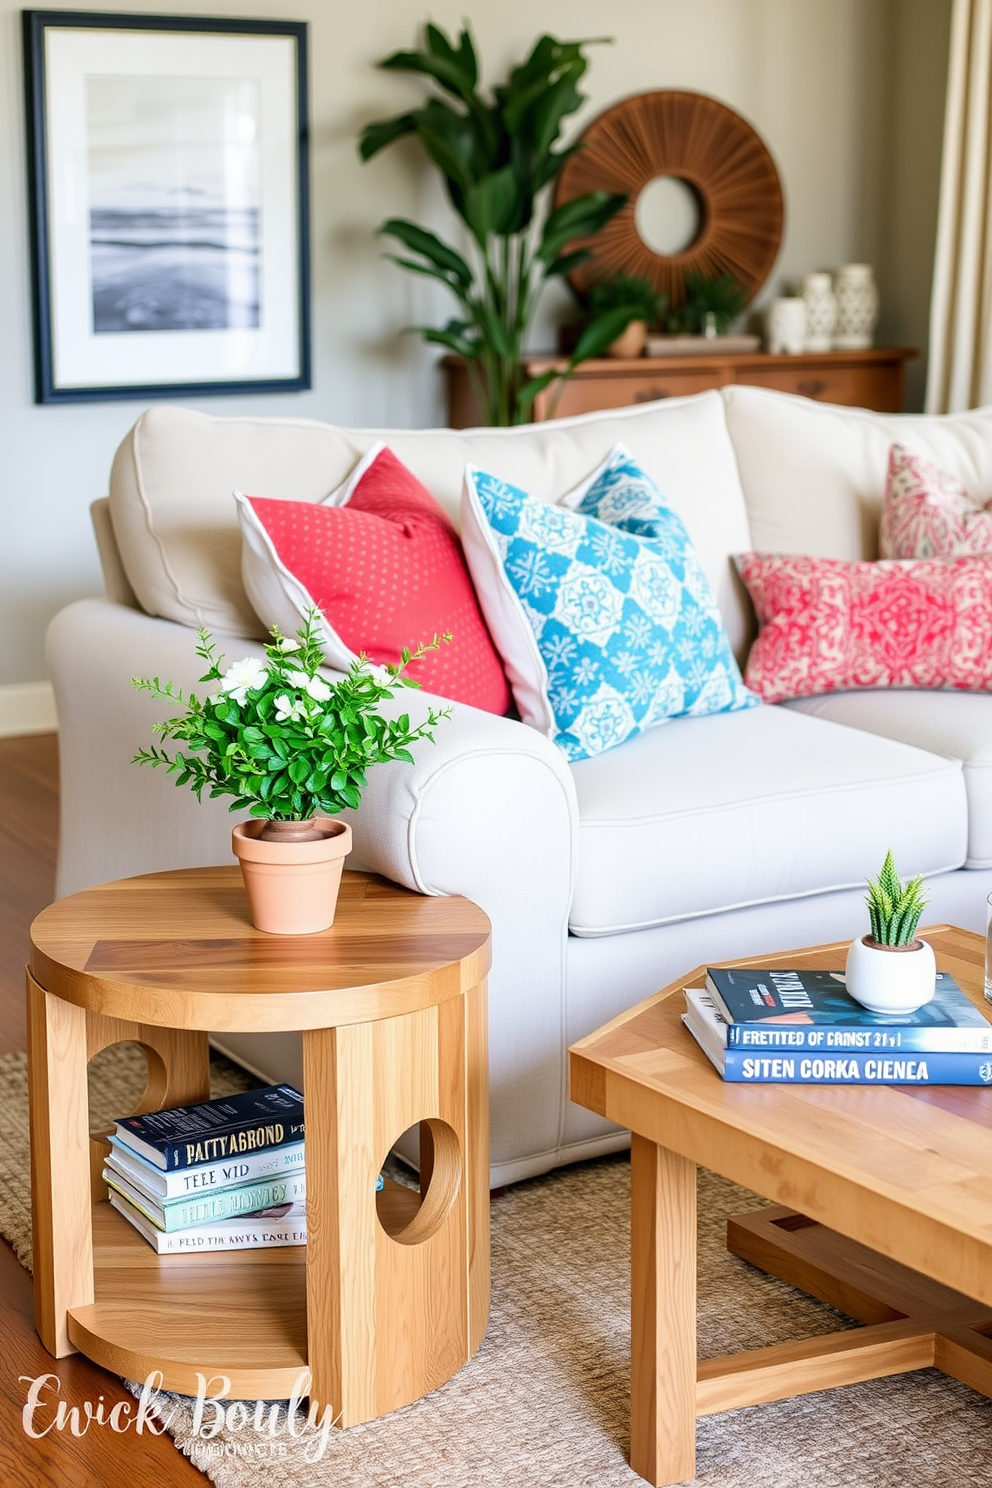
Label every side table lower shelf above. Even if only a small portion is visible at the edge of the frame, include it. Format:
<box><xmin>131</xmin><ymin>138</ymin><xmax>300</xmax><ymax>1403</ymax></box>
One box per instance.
<box><xmin>69</xmin><ymin>1181</ymin><xmax>425</xmax><ymax>1398</ymax></box>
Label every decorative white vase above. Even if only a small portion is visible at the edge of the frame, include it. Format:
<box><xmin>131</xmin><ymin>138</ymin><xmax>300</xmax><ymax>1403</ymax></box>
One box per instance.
<box><xmin>766</xmin><ymin>297</ymin><xmax>807</xmax><ymax>355</ymax></box>
<box><xmin>801</xmin><ymin>272</ymin><xmax>837</xmax><ymax>353</ymax></box>
<box><xmin>844</xmin><ymin>935</ymin><xmax>936</xmax><ymax>1015</ymax></box>
<box><xmin>833</xmin><ymin>263</ymin><xmax>879</xmax><ymax>350</ymax></box>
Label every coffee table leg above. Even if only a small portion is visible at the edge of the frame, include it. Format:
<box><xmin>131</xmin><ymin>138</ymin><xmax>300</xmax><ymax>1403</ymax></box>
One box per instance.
<box><xmin>630</xmin><ymin>1134</ymin><xmax>697</xmax><ymax>1486</ymax></box>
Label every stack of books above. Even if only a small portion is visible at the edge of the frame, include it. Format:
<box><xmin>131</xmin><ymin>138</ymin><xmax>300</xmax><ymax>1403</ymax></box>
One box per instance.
<box><xmin>105</xmin><ymin>1083</ymin><xmax>308</xmax><ymax>1253</ymax></box>
<box><xmin>683</xmin><ymin>965</ymin><xmax>992</xmax><ymax>1085</ymax></box>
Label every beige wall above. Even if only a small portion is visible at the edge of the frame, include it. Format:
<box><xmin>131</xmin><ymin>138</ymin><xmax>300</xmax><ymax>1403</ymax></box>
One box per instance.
<box><xmin>0</xmin><ymin>0</ymin><xmax>952</xmax><ymax>689</ymax></box>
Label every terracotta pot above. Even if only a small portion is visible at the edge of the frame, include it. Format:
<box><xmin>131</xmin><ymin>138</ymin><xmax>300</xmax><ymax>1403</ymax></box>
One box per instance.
<box><xmin>606</xmin><ymin>319</ymin><xmax>648</xmax><ymax>358</ymax></box>
<box><xmin>844</xmin><ymin>934</ymin><xmax>936</xmax><ymax>1015</ymax></box>
<box><xmin>231</xmin><ymin>818</ymin><xmax>353</xmax><ymax>935</ymax></box>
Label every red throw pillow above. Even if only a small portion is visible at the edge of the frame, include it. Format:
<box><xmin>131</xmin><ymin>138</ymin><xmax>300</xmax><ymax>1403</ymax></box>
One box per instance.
<box><xmin>880</xmin><ymin>443</ymin><xmax>992</xmax><ymax>558</ymax></box>
<box><xmin>236</xmin><ymin>445</ymin><xmax>511</xmax><ymax>713</ymax></box>
<box><xmin>735</xmin><ymin>551</ymin><xmax>992</xmax><ymax>704</ymax></box>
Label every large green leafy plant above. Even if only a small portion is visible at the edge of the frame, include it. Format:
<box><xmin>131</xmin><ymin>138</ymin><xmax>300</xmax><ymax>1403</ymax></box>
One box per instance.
<box><xmin>132</xmin><ymin>611</ymin><xmax>450</xmax><ymax>821</ymax></box>
<box><xmin>359</xmin><ymin>25</ymin><xmax>632</xmax><ymax>425</ymax></box>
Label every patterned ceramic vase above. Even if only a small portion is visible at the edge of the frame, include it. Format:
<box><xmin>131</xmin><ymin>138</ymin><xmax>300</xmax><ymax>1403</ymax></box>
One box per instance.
<box><xmin>801</xmin><ymin>273</ymin><xmax>836</xmax><ymax>353</ymax></box>
<box><xmin>833</xmin><ymin>263</ymin><xmax>879</xmax><ymax>350</ymax></box>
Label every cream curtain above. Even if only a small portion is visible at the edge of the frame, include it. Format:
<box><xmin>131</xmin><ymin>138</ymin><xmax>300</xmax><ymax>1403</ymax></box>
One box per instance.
<box><xmin>926</xmin><ymin>0</ymin><xmax>992</xmax><ymax>413</ymax></box>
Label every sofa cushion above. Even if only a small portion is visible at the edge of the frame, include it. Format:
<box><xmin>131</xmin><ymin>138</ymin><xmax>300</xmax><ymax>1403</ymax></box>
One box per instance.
<box><xmin>235</xmin><ymin>444</ymin><xmax>511</xmax><ymax>713</ymax></box>
<box><xmin>785</xmin><ymin>690</ymin><xmax>992</xmax><ymax>869</ymax></box>
<box><xmin>567</xmin><ymin>703</ymin><xmax>966</xmax><ymax>937</ymax></box>
<box><xmin>734</xmin><ymin>550</ymin><xmax>992</xmax><ymax>703</ymax></box>
<box><xmin>461</xmin><ymin>449</ymin><xmax>755</xmax><ymax>758</ymax></box>
<box><xmin>107</xmin><ymin>392</ymin><xmax>753</xmax><ymax>648</ymax></box>
<box><xmin>723</xmin><ymin>385</ymin><xmax>992</xmax><ymax>560</ymax></box>
<box><xmin>880</xmin><ymin>442</ymin><xmax>992</xmax><ymax>558</ymax></box>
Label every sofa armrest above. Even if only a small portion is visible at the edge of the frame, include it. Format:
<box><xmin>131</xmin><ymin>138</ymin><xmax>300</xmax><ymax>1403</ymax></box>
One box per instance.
<box><xmin>48</xmin><ymin>598</ymin><xmax>580</xmax><ymax>1174</ymax></box>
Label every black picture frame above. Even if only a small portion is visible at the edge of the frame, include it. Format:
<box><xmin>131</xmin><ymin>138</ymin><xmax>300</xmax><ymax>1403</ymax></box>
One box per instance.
<box><xmin>23</xmin><ymin>10</ymin><xmax>310</xmax><ymax>403</ymax></box>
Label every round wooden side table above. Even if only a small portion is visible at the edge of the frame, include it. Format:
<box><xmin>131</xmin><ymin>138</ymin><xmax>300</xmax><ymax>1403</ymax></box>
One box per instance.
<box><xmin>27</xmin><ymin>867</ymin><xmax>491</xmax><ymax>1425</ymax></box>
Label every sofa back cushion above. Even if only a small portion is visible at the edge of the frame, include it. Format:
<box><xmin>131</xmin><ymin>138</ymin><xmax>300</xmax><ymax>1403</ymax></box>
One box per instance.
<box><xmin>723</xmin><ymin>385</ymin><xmax>992</xmax><ymax>560</ymax></box>
<box><xmin>107</xmin><ymin>392</ymin><xmax>754</xmax><ymax>652</ymax></box>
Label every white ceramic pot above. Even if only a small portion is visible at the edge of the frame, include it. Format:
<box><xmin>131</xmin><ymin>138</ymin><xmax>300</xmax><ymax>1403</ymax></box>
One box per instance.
<box><xmin>766</xmin><ymin>297</ymin><xmax>807</xmax><ymax>355</ymax></box>
<box><xmin>801</xmin><ymin>272</ymin><xmax>837</xmax><ymax>353</ymax></box>
<box><xmin>844</xmin><ymin>935</ymin><xmax>936</xmax><ymax>1015</ymax></box>
<box><xmin>833</xmin><ymin>263</ymin><xmax>879</xmax><ymax>350</ymax></box>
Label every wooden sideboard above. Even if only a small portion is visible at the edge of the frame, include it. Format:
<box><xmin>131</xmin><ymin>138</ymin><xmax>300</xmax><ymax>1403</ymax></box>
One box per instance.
<box><xmin>445</xmin><ymin>347</ymin><xmax>917</xmax><ymax>426</ymax></box>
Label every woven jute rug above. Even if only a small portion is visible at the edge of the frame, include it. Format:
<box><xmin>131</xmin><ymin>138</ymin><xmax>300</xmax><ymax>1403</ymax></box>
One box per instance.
<box><xmin>1</xmin><ymin>1044</ymin><xmax>989</xmax><ymax>1487</ymax></box>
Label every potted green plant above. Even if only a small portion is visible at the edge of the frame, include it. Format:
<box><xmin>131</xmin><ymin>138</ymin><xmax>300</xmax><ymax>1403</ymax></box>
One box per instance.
<box><xmin>358</xmin><ymin>24</ymin><xmax>634</xmax><ymax>425</ymax></box>
<box><xmin>583</xmin><ymin>274</ymin><xmax>669</xmax><ymax>358</ymax></box>
<box><xmin>844</xmin><ymin>850</ymin><xmax>935</xmax><ymax>1014</ymax></box>
<box><xmin>663</xmin><ymin>270</ymin><xmax>749</xmax><ymax>338</ymax></box>
<box><xmin>132</xmin><ymin>610</ymin><xmax>450</xmax><ymax>935</ymax></box>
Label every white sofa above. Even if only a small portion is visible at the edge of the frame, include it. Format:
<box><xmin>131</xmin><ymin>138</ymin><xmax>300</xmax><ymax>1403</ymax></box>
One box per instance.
<box><xmin>49</xmin><ymin>386</ymin><xmax>992</xmax><ymax>1187</ymax></box>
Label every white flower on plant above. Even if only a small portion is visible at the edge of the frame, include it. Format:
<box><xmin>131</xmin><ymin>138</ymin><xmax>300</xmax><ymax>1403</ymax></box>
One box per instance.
<box><xmin>274</xmin><ymin>694</ymin><xmax>307</xmax><ymax>723</ymax></box>
<box><xmin>220</xmin><ymin>657</ymin><xmax>269</xmax><ymax>705</ymax></box>
<box><xmin>273</xmin><ymin>636</ymin><xmax>302</xmax><ymax>652</ymax></box>
<box><xmin>286</xmin><ymin>668</ymin><xmax>332</xmax><ymax>703</ymax></box>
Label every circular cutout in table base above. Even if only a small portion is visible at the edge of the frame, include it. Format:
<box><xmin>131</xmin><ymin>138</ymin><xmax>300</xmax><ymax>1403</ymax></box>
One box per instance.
<box><xmin>554</xmin><ymin>90</ymin><xmax>784</xmax><ymax>309</ymax></box>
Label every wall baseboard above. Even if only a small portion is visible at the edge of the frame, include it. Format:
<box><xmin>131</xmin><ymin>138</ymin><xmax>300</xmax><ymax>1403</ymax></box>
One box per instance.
<box><xmin>0</xmin><ymin>681</ymin><xmax>57</xmax><ymax>738</ymax></box>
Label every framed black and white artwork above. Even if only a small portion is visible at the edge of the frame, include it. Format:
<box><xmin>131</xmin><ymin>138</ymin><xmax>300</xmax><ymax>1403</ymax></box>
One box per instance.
<box><xmin>23</xmin><ymin>11</ymin><xmax>310</xmax><ymax>403</ymax></box>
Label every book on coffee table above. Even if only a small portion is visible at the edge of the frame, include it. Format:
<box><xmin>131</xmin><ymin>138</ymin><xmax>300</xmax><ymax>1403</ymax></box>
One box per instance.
<box><xmin>704</xmin><ymin>966</ymin><xmax>992</xmax><ymax>1052</ymax></box>
<box><xmin>683</xmin><ymin>986</ymin><xmax>992</xmax><ymax>1084</ymax></box>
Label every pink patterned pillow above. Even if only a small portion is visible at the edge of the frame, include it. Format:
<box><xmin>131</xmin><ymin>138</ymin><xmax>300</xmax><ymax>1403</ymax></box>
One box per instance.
<box><xmin>880</xmin><ymin>443</ymin><xmax>992</xmax><ymax>557</ymax></box>
<box><xmin>735</xmin><ymin>551</ymin><xmax>992</xmax><ymax>704</ymax></box>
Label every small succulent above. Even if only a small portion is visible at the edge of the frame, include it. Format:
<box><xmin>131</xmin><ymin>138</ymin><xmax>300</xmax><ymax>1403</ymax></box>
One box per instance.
<box><xmin>864</xmin><ymin>851</ymin><xmax>928</xmax><ymax>947</ymax></box>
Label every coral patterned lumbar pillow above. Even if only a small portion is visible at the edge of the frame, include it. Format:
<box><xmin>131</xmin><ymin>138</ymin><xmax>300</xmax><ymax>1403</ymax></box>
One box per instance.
<box><xmin>735</xmin><ymin>551</ymin><xmax>992</xmax><ymax>704</ymax></box>
<box><xmin>880</xmin><ymin>442</ymin><xmax>992</xmax><ymax>558</ymax></box>
<box><xmin>235</xmin><ymin>444</ymin><xmax>511</xmax><ymax>714</ymax></box>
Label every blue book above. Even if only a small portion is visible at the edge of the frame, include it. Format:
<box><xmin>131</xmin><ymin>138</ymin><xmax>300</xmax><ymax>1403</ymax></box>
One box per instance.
<box><xmin>114</xmin><ymin>1084</ymin><xmax>304</xmax><ymax>1171</ymax></box>
<box><xmin>706</xmin><ymin>967</ymin><xmax>992</xmax><ymax>1054</ymax></box>
<box><xmin>684</xmin><ymin>989</ymin><xmax>992</xmax><ymax>1085</ymax></box>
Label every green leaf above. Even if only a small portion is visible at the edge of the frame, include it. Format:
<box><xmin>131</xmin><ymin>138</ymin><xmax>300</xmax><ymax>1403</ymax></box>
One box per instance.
<box><xmin>545</xmin><ymin>248</ymin><xmax>592</xmax><ymax>279</ymax></box>
<box><xmin>537</xmin><ymin>191</ymin><xmax>626</xmax><ymax>263</ymax></box>
<box><xmin>379</xmin><ymin>39</ymin><xmax>475</xmax><ymax>101</ymax></box>
<box><xmin>529</xmin><ymin>73</ymin><xmax>585</xmax><ymax>158</ymax></box>
<box><xmin>570</xmin><ymin>305</ymin><xmax>637</xmax><ymax>363</ymax></box>
<box><xmin>358</xmin><ymin>112</ymin><xmax>417</xmax><ymax>161</ymax></box>
<box><xmin>415</xmin><ymin>98</ymin><xmax>480</xmax><ymax>190</ymax></box>
<box><xmin>378</xmin><ymin>219</ymin><xmax>473</xmax><ymax>289</ymax></box>
<box><xmin>514</xmin><ymin>368</ymin><xmax>559</xmax><ymax>418</ymax></box>
<box><xmin>462</xmin><ymin>166</ymin><xmax>520</xmax><ymax>245</ymax></box>
<box><xmin>417</xmin><ymin>321</ymin><xmax>482</xmax><ymax>358</ymax></box>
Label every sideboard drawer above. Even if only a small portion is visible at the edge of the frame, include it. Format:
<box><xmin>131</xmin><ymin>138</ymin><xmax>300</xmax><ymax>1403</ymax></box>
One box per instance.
<box><xmin>734</xmin><ymin>362</ymin><xmax>904</xmax><ymax>413</ymax></box>
<box><xmin>548</xmin><ymin>368</ymin><xmax>724</xmax><ymax>418</ymax></box>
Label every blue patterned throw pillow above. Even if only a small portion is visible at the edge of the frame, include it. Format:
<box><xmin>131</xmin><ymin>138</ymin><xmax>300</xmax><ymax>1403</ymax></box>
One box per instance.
<box><xmin>461</xmin><ymin>446</ymin><xmax>756</xmax><ymax>762</ymax></box>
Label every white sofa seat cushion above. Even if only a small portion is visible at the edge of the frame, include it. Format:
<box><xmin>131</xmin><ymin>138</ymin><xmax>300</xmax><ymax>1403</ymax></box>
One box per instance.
<box><xmin>786</xmin><ymin>691</ymin><xmax>992</xmax><ymax>869</ymax></box>
<box><xmin>567</xmin><ymin>704</ymin><xmax>967</xmax><ymax>936</ymax></box>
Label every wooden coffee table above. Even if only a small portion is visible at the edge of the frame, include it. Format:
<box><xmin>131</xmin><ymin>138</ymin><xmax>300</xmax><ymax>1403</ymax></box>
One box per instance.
<box><xmin>570</xmin><ymin>925</ymin><xmax>992</xmax><ymax>1486</ymax></box>
<box><xmin>28</xmin><ymin>867</ymin><xmax>491</xmax><ymax>1426</ymax></box>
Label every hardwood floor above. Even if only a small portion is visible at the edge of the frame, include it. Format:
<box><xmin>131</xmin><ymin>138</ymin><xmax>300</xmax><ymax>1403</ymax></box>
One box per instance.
<box><xmin>0</xmin><ymin>734</ymin><xmax>205</xmax><ymax>1487</ymax></box>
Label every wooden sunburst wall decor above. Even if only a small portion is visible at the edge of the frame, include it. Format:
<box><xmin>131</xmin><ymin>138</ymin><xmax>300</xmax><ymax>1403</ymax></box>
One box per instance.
<box><xmin>554</xmin><ymin>90</ymin><xmax>784</xmax><ymax>308</ymax></box>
